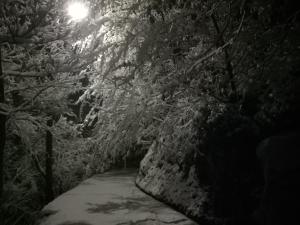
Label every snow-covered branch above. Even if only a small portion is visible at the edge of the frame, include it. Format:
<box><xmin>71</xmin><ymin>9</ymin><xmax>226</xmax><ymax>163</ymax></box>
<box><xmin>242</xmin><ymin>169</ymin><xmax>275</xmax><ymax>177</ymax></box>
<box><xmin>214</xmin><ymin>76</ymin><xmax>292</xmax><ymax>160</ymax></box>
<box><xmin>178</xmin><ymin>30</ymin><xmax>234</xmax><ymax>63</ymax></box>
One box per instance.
<box><xmin>2</xmin><ymin>70</ymin><xmax>45</xmax><ymax>78</ymax></box>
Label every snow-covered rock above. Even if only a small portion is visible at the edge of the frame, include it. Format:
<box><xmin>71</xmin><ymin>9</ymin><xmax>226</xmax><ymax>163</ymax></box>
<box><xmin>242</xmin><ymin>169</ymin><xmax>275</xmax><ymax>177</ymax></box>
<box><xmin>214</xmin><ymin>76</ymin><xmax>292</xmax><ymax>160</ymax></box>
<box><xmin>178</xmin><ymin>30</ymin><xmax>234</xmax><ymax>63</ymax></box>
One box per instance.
<box><xmin>136</xmin><ymin>141</ymin><xmax>212</xmax><ymax>223</ymax></box>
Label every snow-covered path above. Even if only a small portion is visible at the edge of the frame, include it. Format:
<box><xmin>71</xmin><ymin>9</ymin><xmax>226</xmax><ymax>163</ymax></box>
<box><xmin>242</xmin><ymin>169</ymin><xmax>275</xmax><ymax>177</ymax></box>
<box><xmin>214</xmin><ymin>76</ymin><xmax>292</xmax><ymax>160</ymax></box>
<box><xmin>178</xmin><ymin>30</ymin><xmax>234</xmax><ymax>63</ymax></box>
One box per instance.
<box><xmin>39</xmin><ymin>170</ymin><xmax>197</xmax><ymax>225</ymax></box>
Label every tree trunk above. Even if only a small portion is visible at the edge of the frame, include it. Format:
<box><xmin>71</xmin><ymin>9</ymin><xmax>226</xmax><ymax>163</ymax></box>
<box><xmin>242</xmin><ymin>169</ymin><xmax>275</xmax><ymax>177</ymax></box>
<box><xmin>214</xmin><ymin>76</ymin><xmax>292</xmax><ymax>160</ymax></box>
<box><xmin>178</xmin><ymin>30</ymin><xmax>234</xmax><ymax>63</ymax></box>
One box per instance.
<box><xmin>45</xmin><ymin>119</ymin><xmax>54</xmax><ymax>202</ymax></box>
<box><xmin>0</xmin><ymin>47</ymin><xmax>6</xmax><ymax>203</ymax></box>
<box><xmin>211</xmin><ymin>14</ymin><xmax>237</xmax><ymax>101</ymax></box>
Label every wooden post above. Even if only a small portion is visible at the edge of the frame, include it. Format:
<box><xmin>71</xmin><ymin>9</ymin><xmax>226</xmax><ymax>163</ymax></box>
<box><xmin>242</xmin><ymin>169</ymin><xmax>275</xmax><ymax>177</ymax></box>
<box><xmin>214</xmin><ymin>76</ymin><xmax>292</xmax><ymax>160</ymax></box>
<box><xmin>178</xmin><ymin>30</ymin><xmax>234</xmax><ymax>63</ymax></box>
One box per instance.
<box><xmin>0</xmin><ymin>47</ymin><xmax>6</xmax><ymax>203</ymax></box>
<box><xmin>45</xmin><ymin>119</ymin><xmax>54</xmax><ymax>202</ymax></box>
<box><xmin>124</xmin><ymin>155</ymin><xmax>127</xmax><ymax>169</ymax></box>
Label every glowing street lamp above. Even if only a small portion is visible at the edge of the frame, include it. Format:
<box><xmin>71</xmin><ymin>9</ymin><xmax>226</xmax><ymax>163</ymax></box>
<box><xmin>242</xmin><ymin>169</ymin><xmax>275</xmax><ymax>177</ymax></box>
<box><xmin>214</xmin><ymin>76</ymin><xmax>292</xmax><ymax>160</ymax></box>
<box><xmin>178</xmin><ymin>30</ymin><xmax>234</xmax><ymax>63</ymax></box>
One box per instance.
<box><xmin>67</xmin><ymin>2</ymin><xmax>89</xmax><ymax>21</ymax></box>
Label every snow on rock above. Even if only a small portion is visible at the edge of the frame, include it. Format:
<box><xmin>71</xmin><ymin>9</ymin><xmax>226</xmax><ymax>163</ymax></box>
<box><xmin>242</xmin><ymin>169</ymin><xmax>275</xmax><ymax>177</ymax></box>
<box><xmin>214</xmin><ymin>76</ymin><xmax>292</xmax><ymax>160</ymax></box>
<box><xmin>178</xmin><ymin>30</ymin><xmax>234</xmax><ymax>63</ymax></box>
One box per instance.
<box><xmin>136</xmin><ymin>141</ymin><xmax>211</xmax><ymax>223</ymax></box>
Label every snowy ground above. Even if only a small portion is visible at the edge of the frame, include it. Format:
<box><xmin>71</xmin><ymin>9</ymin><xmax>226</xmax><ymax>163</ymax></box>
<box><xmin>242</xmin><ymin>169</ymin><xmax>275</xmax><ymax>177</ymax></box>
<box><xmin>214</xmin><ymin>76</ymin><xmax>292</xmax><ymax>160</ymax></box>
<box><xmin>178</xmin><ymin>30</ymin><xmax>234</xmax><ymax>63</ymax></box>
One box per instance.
<box><xmin>38</xmin><ymin>169</ymin><xmax>197</xmax><ymax>225</ymax></box>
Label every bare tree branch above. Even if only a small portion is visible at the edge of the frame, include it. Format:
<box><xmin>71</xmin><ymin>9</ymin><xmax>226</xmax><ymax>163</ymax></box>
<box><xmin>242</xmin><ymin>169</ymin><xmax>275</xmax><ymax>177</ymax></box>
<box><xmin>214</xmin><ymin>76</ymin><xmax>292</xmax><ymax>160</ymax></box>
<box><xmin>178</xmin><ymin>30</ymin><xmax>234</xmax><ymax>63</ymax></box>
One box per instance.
<box><xmin>186</xmin><ymin>11</ymin><xmax>245</xmax><ymax>75</ymax></box>
<box><xmin>1</xmin><ymin>70</ymin><xmax>45</xmax><ymax>78</ymax></box>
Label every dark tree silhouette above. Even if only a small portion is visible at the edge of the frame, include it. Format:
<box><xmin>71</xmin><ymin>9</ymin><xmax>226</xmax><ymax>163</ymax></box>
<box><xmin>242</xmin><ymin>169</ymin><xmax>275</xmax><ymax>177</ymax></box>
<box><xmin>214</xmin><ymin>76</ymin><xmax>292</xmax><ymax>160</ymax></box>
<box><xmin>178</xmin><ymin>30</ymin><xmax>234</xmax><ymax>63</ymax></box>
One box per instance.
<box><xmin>0</xmin><ymin>47</ymin><xmax>5</xmax><ymax>203</ymax></box>
<box><xmin>45</xmin><ymin>119</ymin><xmax>54</xmax><ymax>202</ymax></box>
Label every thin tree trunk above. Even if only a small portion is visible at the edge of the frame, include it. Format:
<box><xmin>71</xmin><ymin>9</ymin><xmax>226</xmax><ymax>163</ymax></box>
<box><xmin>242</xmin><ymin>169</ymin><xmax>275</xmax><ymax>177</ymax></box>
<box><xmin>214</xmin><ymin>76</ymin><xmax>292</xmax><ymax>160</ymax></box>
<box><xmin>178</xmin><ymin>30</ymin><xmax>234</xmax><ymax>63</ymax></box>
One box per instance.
<box><xmin>0</xmin><ymin>47</ymin><xmax>6</xmax><ymax>203</ymax></box>
<box><xmin>211</xmin><ymin>14</ymin><xmax>237</xmax><ymax>101</ymax></box>
<box><xmin>45</xmin><ymin>119</ymin><xmax>54</xmax><ymax>202</ymax></box>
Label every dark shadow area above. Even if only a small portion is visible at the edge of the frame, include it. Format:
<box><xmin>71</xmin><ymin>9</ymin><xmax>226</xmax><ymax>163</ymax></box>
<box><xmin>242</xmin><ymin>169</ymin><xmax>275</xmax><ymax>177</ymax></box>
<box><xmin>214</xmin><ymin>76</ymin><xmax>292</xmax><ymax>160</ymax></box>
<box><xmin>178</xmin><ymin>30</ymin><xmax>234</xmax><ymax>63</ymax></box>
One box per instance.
<box><xmin>114</xmin><ymin>195</ymin><xmax>151</xmax><ymax>202</ymax></box>
<box><xmin>113</xmin><ymin>195</ymin><xmax>166</xmax><ymax>213</ymax></box>
<box><xmin>116</xmin><ymin>218</ymin><xmax>189</xmax><ymax>225</ymax></box>
<box><xmin>57</xmin><ymin>221</ymin><xmax>92</xmax><ymax>225</ymax></box>
<box><xmin>86</xmin><ymin>200</ymin><xmax>144</xmax><ymax>214</ymax></box>
<box><xmin>92</xmin><ymin>170</ymin><xmax>138</xmax><ymax>184</ymax></box>
<box><xmin>93</xmin><ymin>169</ymin><xmax>137</xmax><ymax>178</ymax></box>
<box><xmin>198</xmin><ymin>108</ymin><xmax>300</xmax><ymax>225</ymax></box>
<box><xmin>79</xmin><ymin>181</ymin><xmax>95</xmax><ymax>186</ymax></box>
<box><xmin>39</xmin><ymin>209</ymin><xmax>59</xmax><ymax>219</ymax></box>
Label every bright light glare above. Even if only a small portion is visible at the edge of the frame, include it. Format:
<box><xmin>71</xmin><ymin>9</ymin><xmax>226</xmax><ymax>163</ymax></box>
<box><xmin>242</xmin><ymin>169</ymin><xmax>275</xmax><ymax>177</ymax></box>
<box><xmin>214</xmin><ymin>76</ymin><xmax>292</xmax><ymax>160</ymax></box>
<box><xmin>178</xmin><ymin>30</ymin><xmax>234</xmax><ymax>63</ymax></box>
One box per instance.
<box><xmin>67</xmin><ymin>2</ymin><xmax>88</xmax><ymax>21</ymax></box>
